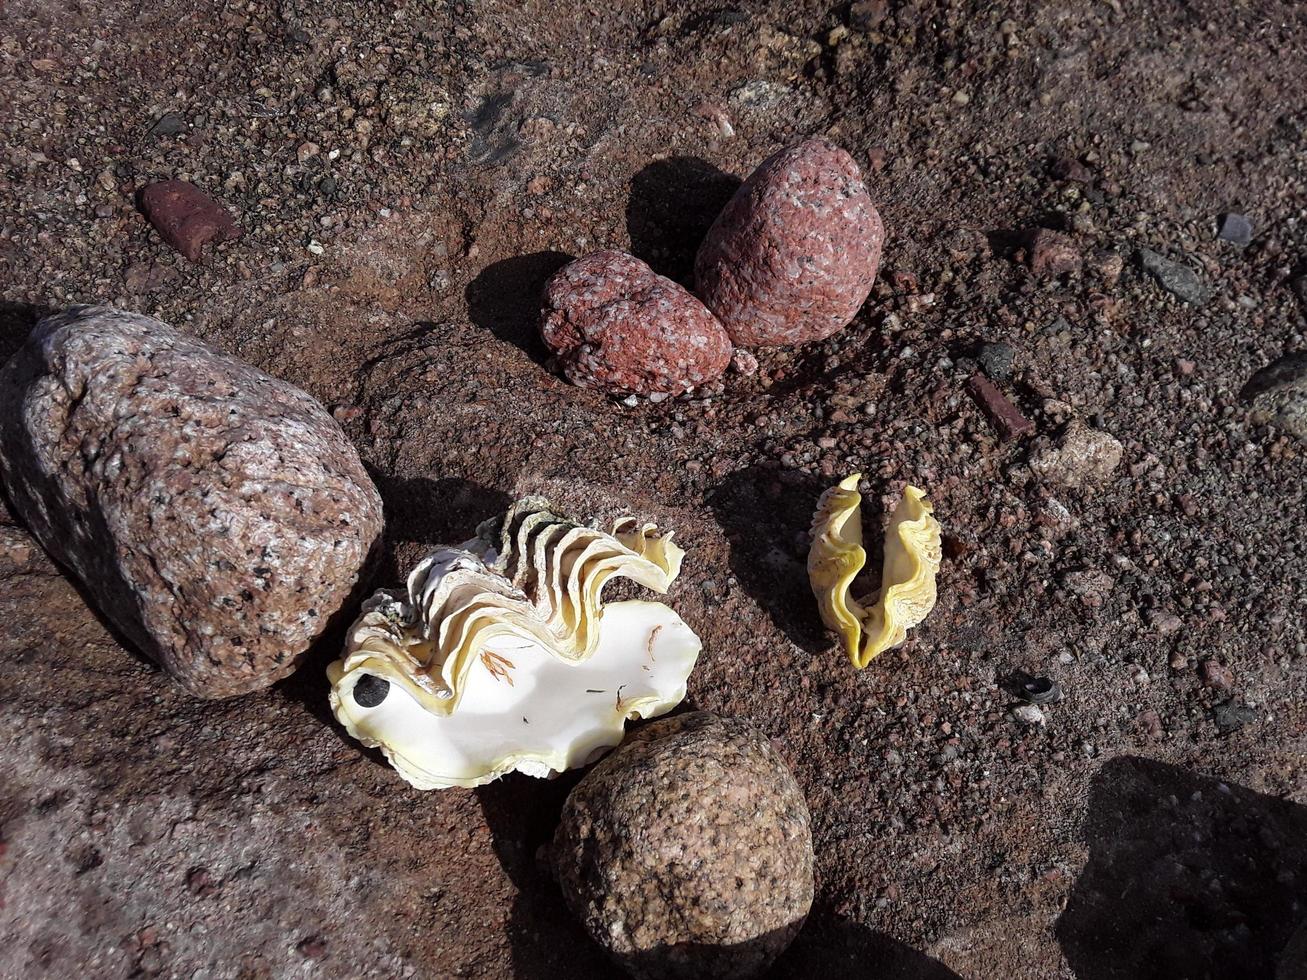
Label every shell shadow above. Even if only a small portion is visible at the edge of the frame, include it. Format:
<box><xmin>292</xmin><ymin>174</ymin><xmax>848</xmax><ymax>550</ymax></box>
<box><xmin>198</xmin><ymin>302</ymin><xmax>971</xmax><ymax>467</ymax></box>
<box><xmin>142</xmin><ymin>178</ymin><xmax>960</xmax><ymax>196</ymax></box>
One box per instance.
<box><xmin>464</xmin><ymin>250</ymin><xmax>574</xmax><ymax>363</ymax></box>
<box><xmin>707</xmin><ymin>464</ymin><xmax>839</xmax><ymax>654</ymax></box>
<box><xmin>1056</xmin><ymin>756</ymin><xmax>1307</xmax><ymax>979</ymax></box>
<box><xmin>626</xmin><ymin>156</ymin><xmax>740</xmax><ymax>286</ymax></box>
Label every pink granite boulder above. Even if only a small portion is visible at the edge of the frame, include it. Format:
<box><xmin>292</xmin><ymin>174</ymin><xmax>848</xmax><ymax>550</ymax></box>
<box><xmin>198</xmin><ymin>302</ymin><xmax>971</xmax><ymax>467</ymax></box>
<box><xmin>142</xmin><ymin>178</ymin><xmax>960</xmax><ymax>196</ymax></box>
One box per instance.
<box><xmin>695</xmin><ymin>138</ymin><xmax>884</xmax><ymax>347</ymax></box>
<box><xmin>0</xmin><ymin>307</ymin><xmax>384</xmax><ymax>698</ymax></box>
<box><xmin>540</xmin><ymin>250</ymin><xmax>733</xmax><ymax>395</ymax></box>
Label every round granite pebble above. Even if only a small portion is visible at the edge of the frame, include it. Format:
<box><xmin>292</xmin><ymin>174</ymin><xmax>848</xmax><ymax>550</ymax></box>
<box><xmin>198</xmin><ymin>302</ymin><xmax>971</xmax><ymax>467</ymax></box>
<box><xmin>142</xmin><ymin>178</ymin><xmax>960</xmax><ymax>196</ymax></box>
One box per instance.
<box><xmin>539</xmin><ymin>251</ymin><xmax>733</xmax><ymax>395</ymax></box>
<box><xmin>551</xmin><ymin>711</ymin><xmax>814</xmax><ymax>980</ymax></box>
<box><xmin>694</xmin><ymin>138</ymin><xmax>884</xmax><ymax>347</ymax></box>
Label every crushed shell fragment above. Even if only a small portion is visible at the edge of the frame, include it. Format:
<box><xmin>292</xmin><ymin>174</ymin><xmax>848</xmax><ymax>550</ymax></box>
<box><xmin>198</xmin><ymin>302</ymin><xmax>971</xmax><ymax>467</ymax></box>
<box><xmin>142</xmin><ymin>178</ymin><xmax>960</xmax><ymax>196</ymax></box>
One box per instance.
<box><xmin>808</xmin><ymin>474</ymin><xmax>942</xmax><ymax>668</ymax></box>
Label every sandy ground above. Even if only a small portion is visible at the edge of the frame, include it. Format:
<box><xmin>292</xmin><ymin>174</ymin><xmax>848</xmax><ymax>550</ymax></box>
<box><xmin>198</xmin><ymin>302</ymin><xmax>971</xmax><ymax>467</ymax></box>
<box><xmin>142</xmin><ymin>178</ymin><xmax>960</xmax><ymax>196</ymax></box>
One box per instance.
<box><xmin>2</xmin><ymin>1</ymin><xmax>1306</xmax><ymax>977</ymax></box>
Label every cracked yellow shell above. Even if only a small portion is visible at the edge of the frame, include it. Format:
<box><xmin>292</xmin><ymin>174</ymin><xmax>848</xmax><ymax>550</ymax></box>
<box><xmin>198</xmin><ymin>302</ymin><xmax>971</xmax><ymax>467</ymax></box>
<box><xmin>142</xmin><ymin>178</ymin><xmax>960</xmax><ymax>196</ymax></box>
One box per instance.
<box><xmin>327</xmin><ymin>498</ymin><xmax>700</xmax><ymax>790</ymax></box>
<box><xmin>808</xmin><ymin>474</ymin><xmax>942</xmax><ymax>668</ymax></box>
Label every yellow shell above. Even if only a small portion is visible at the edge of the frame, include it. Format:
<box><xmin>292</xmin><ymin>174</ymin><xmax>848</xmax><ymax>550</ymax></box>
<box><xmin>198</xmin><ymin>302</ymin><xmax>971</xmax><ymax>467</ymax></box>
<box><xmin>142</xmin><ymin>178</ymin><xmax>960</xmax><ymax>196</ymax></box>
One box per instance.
<box><xmin>808</xmin><ymin>474</ymin><xmax>942</xmax><ymax>668</ymax></box>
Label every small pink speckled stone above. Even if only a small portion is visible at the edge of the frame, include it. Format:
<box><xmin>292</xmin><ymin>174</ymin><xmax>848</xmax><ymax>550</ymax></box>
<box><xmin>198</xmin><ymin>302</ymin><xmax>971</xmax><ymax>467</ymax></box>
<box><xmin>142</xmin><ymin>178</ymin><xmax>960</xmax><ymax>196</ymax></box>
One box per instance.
<box><xmin>695</xmin><ymin>138</ymin><xmax>884</xmax><ymax>348</ymax></box>
<box><xmin>540</xmin><ymin>250</ymin><xmax>733</xmax><ymax>395</ymax></box>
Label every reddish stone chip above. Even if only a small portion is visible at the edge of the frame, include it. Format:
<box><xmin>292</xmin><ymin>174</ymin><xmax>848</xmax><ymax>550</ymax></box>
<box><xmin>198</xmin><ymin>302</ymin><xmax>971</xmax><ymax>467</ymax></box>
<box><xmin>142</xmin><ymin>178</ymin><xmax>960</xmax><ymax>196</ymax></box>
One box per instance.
<box><xmin>967</xmin><ymin>373</ymin><xmax>1034</xmax><ymax>441</ymax></box>
<box><xmin>694</xmin><ymin>138</ymin><xmax>884</xmax><ymax>348</ymax></box>
<box><xmin>540</xmin><ymin>250</ymin><xmax>733</xmax><ymax>396</ymax></box>
<box><xmin>140</xmin><ymin>179</ymin><xmax>241</xmax><ymax>263</ymax></box>
<box><xmin>1024</xmin><ymin>228</ymin><xmax>1081</xmax><ymax>277</ymax></box>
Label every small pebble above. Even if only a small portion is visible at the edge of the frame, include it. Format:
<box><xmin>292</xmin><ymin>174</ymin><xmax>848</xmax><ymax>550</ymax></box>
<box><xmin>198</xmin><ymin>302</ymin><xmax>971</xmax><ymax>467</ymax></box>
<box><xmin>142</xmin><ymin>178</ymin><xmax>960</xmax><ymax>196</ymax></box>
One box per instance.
<box><xmin>1137</xmin><ymin>248</ymin><xmax>1208</xmax><ymax>305</ymax></box>
<box><xmin>1013</xmin><ymin>704</ymin><xmax>1046</xmax><ymax>727</ymax></box>
<box><xmin>1240</xmin><ymin>351</ymin><xmax>1307</xmax><ymax>440</ymax></box>
<box><xmin>1029</xmin><ymin>421</ymin><xmax>1123</xmax><ymax>489</ymax></box>
<box><xmin>967</xmin><ymin>374</ymin><xmax>1034</xmax><ymax>441</ymax></box>
<box><xmin>975</xmin><ymin>341</ymin><xmax>1015</xmax><ymax>381</ymax></box>
<box><xmin>147</xmin><ymin>112</ymin><xmax>187</xmax><ymax>138</ymax></box>
<box><xmin>1024</xmin><ymin>228</ymin><xmax>1081</xmax><ymax>276</ymax></box>
<box><xmin>1217</xmin><ymin>212</ymin><xmax>1253</xmax><ymax>246</ymax></box>
<box><xmin>1212</xmin><ymin>702</ymin><xmax>1256</xmax><ymax>735</ymax></box>
<box><xmin>1199</xmin><ymin>659</ymin><xmax>1235</xmax><ymax>693</ymax></box>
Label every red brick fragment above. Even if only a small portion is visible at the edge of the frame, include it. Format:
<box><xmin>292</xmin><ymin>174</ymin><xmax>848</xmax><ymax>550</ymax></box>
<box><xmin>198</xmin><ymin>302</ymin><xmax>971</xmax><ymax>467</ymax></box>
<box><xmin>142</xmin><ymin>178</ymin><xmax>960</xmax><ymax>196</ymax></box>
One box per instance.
<box><xmin>140</xmin><ymin>179</ymin><xmax>240</xmax><ymax>263</ymax></box>
<box><xmin>966</xmin><ymin>373</ymin><xmax>1034</xmax><ymax>441</ymax></box>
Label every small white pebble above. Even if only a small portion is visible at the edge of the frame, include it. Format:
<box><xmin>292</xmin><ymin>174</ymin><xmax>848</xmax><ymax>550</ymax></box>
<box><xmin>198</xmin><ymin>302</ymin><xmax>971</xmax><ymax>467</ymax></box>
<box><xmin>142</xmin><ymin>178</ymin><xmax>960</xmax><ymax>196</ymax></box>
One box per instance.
<box><xmin>1013</xmin><ymin>705</ymin><xmax>1046</xmax><ymax>726</ymax></box>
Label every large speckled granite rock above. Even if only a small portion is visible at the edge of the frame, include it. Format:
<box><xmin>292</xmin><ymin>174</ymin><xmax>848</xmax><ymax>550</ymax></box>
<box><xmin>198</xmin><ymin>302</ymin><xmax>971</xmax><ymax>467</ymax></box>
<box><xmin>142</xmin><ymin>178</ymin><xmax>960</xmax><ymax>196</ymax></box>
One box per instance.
<box><xmin>540</xmin><ymin>250</ymin><xmax>733</xmax><ymax>395</ymax></box>
<box><xmin>0</xmin><ymin>306</ymin><xmax>384</xmax><ymax>698</ymax></box>
<box><xmin>694</xmin><ymin>138</ymin><xmax>884</xmax><ymax>348</ymax></box>
<box><xmin>551</xmin><ymin>711</ymin><xmax>814</xmax><ymax>980</ymax></box>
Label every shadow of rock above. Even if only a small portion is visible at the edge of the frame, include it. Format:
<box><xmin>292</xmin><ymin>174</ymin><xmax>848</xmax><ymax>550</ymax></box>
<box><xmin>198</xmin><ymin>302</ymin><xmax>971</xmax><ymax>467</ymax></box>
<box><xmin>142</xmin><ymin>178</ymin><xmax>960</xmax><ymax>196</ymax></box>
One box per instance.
<box><xmin>476</xmin><ymin>773</ymin><xmax>614</xmax><ymax>979</ymax></box>
<box><xmin>626</xmin><ymin>156</ymin><xmax>740</xmax><ymax>285</ymax></box>
<box><xmin>709</xmin><ymin>464</ymin><xmax>835</xmax><ymax>653</ymax></box>
<box><xmin>465</xmin><ymin>251</ymin><xmax>573</xmax><ymax>362</ymax></box>
<box><xmin>769</xmin><ymin>910</ymin><xmax>963</xmax><ymax>979</ymax></box>
<box><xmin>1057</xmin><ymin>756</ymin><xmax>1307</xmax><ymax>980</ymax></box>
<box><xmin>367</xmin><ymin>472</ymin><xmax>512</xmax><ymax>584</ymax></box>
<box><xmin>0</xmin><ymin>300</ymin><xmax>50</xmax><ymax>365</ymax></box>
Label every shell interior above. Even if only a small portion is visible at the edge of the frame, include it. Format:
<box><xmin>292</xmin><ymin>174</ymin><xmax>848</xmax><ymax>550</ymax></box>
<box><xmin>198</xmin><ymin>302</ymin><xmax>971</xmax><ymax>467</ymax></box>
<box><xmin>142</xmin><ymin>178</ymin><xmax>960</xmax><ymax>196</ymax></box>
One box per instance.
<box><xmin>327</xmin><ymin>498</ymin><xmax>700</xmax><ymax>789</ymax></box>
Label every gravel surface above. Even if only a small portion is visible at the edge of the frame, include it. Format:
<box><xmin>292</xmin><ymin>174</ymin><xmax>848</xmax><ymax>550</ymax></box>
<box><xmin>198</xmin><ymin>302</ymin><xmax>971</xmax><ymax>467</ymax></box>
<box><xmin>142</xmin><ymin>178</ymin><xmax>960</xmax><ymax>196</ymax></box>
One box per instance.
<box><xmin>1</xmin><ymin>1</ymin><xmax>1306</xmax><ymax>978</ymax></box>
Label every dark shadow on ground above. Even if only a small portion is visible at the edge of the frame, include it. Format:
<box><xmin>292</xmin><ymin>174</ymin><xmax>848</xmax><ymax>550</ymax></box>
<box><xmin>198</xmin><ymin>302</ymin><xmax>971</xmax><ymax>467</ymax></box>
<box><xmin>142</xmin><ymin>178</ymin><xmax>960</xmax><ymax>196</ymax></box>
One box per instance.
<box><xmin>366</xmin><ymin>471</ymin><xmax>512</xmax><ymax>585</ymax></box>
<box><xmin>626</xmin><ymin>156</ymin><xmax>740</xmax><ymax>285</ymax></box>
<box><xmin>476</xmin><ymin>772</ymin><xmax>614</xmax><ymax>979</ymax></box>
<box><xmin>465</xmin><ymin>251</ymin><xmax>573</xmax><ymax>362</ymax></box>
<box><xmin>709</xmin><ymin>464</ymin><xmax>847</xmax><ymax>653</ymax></box>
<box><xmin>1057</xmin><ymin>756</ymin><xmax>1307</xmax><ymax>980</ymax></box>
<box><xmin>769</xmin><ymin>910</ymin><xmax>963</xmax><ymax>978</ymax></box>
<box><xmin>0</xmin><ymin>300</ymin><xmax>50</xmax><ymax>364</ymax></box>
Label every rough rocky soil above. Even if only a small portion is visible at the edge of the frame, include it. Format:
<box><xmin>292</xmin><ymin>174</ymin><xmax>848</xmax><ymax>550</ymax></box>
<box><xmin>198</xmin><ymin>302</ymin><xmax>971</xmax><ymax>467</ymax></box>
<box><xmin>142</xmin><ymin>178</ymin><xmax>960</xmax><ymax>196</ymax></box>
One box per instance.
<box><xmin>2</xmin><ymin>1</ymin><xmax>1306</xmax><ymax>978</ymax></box>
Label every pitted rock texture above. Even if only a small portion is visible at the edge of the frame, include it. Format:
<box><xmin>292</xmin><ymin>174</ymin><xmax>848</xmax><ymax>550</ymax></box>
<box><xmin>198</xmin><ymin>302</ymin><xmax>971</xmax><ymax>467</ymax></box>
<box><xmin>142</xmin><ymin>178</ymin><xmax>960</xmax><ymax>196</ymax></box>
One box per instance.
<box><xmin>551</xmin><ymin>711</ymin><xmax>814</xmax><ymax>980</ymax></box>
<box><xmin>539</xmin><ymin>250</ymin><xmax>733</xmax><ymax>395</ymax></box>
<box><xmin>0</xmin><ymin>306</ymin><xmax>384</xmax><ymax>698</ymax></box>
<box><xmin>694</xmin><ymin>138</ymin><xmax>884</xmax><ymax>347</ymax></box>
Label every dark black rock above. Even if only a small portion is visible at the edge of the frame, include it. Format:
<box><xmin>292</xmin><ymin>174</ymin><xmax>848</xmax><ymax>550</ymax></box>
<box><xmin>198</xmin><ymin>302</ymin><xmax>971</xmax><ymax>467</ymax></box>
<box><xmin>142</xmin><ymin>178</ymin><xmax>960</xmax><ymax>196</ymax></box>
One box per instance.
<box><xmin>1213</xmin><ymin>701</ymin><xmax>1257</xmax><ymax>735</ymax></box>
<box><xmin>147</xmin><ymin>112</ymin><xmax>188</xmax><ymax>138</ymax></box>
<box><xmin>976</xmin><ymin>341</ymin><xmax>1015</xmax><ymax>381</ymax></box>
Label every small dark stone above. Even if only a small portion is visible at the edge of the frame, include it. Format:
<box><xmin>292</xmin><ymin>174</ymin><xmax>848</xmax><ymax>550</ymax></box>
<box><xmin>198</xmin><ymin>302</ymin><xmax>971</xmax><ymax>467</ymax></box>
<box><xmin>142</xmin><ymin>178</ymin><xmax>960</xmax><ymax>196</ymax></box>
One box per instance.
<box><xmin>353</xmin><ymin>674</ymin><xmax>390</xmax><ymax>707</ymax></box>
<box><xmin>975</xmin><ymin>341</ymin><xmax>1015</xmax><ymax>381</ymax></box>
<box><xmin>1217</xmin><ymin>212</ymin><xmax>1253</xmax><ymax>246</ymax></box>
<box><xmin>147</xmin><ymin>112</ymin><xmax>187</xmax><ymax>138</ymax></box>
<box><xmin>1240</xmin><ymin>351</ymin><xmax>1307</xmax><ymax>440</ymax></box>
<box><xmin>1049</xmin><ymin>157</ymin><xmax>1091</xmax><ymax>182</ymax></box>
<box><xmin>1137</xmin><ymin>248</ymin><xmax>1209</xmax><ymax>305</ymax></box>
<box><xmin>1212</xmin><ymin>701</ymin><xmax>1257</xmax><ymax>735</ymax></box>
<box><xmin>848</xmin><ymin>0</ymin><xmax>888</xmax><ymax>31</ymax></box>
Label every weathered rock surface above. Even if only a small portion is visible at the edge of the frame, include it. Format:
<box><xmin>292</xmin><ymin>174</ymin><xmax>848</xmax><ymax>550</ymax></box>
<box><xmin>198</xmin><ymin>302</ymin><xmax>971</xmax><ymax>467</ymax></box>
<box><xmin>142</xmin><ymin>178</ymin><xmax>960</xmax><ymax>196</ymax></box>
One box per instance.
<box><xmin>695</xmin><ymin>138</ymin><xmax>884</xmax><ymax>347</ymax></box>
<box><xmin>1029</xmin><ymin>420</ymin><xmax>1123</xmax><ymax>489</ymax></box>
<box><xmin>0</xmin><ymin>306</ymin><xmax>383</xmax><ymax>698</ymax></box>
<box><xmin>540</xmin><ymin>250</ymin><xmax>733</xmax><ymax>395</ymax></box>
<box><xmin>1241</xmin><ymin>351</ymin><xmax>1307</xmax><ymax>440</ymax></box>
<box><xmin>551</xmin><ymin>711</ymin><xmax>814</xmax><ymax>980</ymax></box>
